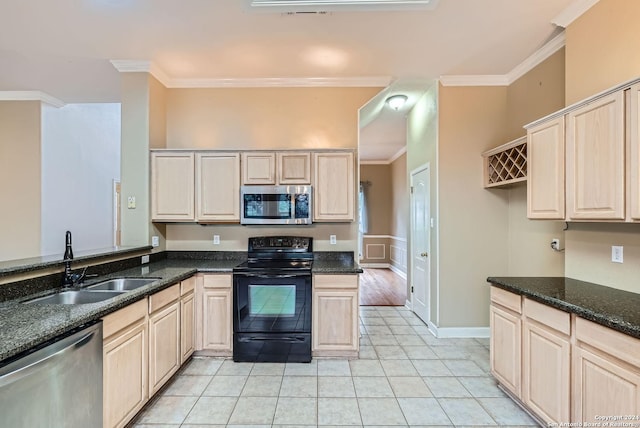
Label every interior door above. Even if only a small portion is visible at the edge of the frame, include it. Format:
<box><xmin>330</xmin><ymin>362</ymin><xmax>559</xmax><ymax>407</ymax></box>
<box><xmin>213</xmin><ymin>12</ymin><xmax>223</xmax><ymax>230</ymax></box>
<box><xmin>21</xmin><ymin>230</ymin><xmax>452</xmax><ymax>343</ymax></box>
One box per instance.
<box><xmin>411</xmin><ymin>165</ymin><xmax>430</xmax><ymax>323</ymax></box>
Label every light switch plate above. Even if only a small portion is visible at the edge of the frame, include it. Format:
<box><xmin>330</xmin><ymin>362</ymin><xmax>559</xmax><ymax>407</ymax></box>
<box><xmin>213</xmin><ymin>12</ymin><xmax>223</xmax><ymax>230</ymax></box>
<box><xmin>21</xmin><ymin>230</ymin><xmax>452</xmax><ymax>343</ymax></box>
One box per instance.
<box><xmin>151</xmin><ymin>236</ymin><xmax>159</xmax><ymax>247</ymax></box>
<box><xmin>127</xmin><ymin>196</ymin><xmax>136</xmax><ymax>209</ymax></box>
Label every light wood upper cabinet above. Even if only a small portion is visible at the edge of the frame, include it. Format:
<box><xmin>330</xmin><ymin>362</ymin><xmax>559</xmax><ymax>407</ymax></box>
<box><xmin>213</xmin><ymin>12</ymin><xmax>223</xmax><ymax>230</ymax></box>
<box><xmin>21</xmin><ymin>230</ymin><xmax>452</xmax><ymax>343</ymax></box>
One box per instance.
<box><xmin>278</xmin><ymin>152</ymin><xmax>311</xmax><ymax>184</ymax></box>
<box><xmin>196</xmin><ymin>153</ymin><xmax>240</xmax><ymax>222</ymax></box>
<box><xmin>102</xmin><ymin>300</ymin><xmax>148</xmax><ymax>428</ymax></box>
<box><xmin>151</xmin><ymin>152</ymin><xmax>195</xmax><ymax>221</ymax></box>
<box><xmin>148</xmin><ymin>284</ymin><xmax>181</xmax><ymax>396</ymax></box>
<box><xmin>522</xmin><ymin>299</ymin><xmax>570</xmax><ymax>425</ymax></box>
<box><xmin>566</xmin><ymin>92</ymin><xmax>625</xmax><ymax>220</ymax></box>
<box><xmin>196</xmin><ymin>274</ymin><xmax>232</xmax><ymax>354</ymax></box>
<box><xmin>313</xmin><ymin>152</ymin><xmax>355</xmax><ymax>221</ymax></box>
<box><xmin>628</xmin><ymin>84</ymin><xmax>640</xmax><ymax>220</ymax></box>
<box><xmin>242</xmin><ymin>152</ymin><xmax>276</xmax><ymax>185</ymax></box>
<box><xmin>527</xmin><ymin>117</ymin><xmax>565</xmax><ymax>219</ymax></box>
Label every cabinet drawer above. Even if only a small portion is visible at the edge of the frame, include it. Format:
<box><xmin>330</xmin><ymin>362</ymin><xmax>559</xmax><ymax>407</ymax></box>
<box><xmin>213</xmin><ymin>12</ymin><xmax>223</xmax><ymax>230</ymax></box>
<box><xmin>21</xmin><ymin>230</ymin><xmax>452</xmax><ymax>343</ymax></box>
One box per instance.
<box><xmin>524</xmin><ymin>298</ymin><xmax>570</xmax><ymax>335</ymax></box>
<box><xmin>314</xmin><ymin>274</ymin><xmax>358</xmax><ymax>289</ymax></box>
<box><xmin>149</xmin><ymin>283</ymin><xmax>180</xmax><ymax>313</ymax></box>
<box><xmin>575</xmin><ymin>317</ymin><xmax>640</xmax><ymax>367</ymax></box>
<box><xmin>102</xmin><ymin>299</ymin><xmax>147</xmax><ymax>340</ymax></box>
<box><xmin>181</xmin><ymin>276</ymin><xmax>196</xmax><ymax>296</ymax></box>
<box><xmin>490</xmin><ymin>286</ymin><xmax>522</xmax><ymax>314</ymax></box>
<box><xmin>202</xmin><ymin>274</ymin><xmax>232</xmax><ymax>289</ymax></box>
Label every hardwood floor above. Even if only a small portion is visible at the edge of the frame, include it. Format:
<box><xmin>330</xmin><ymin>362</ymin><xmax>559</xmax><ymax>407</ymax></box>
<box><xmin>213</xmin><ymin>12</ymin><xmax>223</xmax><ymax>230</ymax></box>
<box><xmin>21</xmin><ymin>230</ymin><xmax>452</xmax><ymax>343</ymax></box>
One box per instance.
<box><xmin>359</xmin><ymin>268</ymin><xmax>407</xmax><ymax>306</ymax></box>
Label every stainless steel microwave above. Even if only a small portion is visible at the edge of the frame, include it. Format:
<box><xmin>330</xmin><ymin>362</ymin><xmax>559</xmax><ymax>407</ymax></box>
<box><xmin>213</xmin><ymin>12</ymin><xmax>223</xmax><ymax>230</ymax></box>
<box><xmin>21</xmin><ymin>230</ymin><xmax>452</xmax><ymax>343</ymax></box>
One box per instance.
<box><xmin>240</xmin><ymin>185</ymin><xmax>312</xmax><ymax>225</ymax></box>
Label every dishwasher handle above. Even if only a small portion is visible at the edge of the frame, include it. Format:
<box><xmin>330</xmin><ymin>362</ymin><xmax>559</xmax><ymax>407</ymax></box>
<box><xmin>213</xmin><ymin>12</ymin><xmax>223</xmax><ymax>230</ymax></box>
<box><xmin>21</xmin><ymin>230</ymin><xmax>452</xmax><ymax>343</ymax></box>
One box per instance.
<box><xmin>0</xmin><ymin>327</ymin><xmax>97</xmax><ymax>388</ymax></box>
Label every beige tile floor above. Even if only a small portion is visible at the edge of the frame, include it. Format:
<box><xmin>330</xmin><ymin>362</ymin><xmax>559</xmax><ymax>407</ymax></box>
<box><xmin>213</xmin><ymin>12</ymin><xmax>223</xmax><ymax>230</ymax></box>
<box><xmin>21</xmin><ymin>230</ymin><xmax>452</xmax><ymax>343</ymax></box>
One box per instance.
<box><xmin>132</xmin><ymin>306</ymin><xmax>538</xmax><ymax>427</ymax></box>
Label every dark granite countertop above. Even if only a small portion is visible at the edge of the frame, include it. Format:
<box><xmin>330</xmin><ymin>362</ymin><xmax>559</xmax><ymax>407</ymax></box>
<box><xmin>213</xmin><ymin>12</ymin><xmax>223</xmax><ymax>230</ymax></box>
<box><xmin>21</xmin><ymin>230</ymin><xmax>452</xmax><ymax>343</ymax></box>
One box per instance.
<box><xmin>0</xmin><ymin>254</ymin><xmax>361</xmax><ymax>364</ymax></box>
<box><xmin>0</xmin><ymin>245</ymin><xmax>153</xmax><ymax>278</ymax></box>
<box><xmin>487</xmin><ymin>276</ymin><xmax>640</xmax><ymax>339</ymax></box>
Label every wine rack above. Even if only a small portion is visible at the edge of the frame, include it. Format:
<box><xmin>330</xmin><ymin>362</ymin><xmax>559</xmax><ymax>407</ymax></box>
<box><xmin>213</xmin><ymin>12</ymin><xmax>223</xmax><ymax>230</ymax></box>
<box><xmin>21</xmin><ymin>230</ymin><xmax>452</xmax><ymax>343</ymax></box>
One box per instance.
<box><xmin>482</xmin><ymin>136</ymin><xmax>527</xmax><ymax>188</ymax></box>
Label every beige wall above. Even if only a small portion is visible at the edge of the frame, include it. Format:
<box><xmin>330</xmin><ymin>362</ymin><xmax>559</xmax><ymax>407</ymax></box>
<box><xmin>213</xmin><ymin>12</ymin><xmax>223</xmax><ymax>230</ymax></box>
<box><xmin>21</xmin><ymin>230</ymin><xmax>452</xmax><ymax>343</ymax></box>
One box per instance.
<box><xmin>359</xmin><ymin>164</ymin><xmax>391</xmax><ymax>235</ymax></box>
<box><xmin>390</xmin><ymin>153</ymin><xmax>408</xmax><ymax>274</ymax></box>
<box><xmin>162</xmin><ymin>86</ymin><xmax>380</xmax><ymax>253</ymax></box>
<box><xmin>166</xmin><ymin>87</ymin><xmax>379</xmax><ymax>150</ymax></box>
<box><xmin>437</xmin><ymin>85</ymin><xmax>510</xmax><ymax>328</ymax></box>
<box><xmin>566</xmin><ymin>0</ymin><xmax>640</xmax><ymax>105</ymax></box>
<box><xmin>505</xmin><ymin>49</ymin><xmax>566</xmax><ymax>276</ymax></box>
<box><xmin>406</xmin><ymin>83</ymin><xmax>439</xmax><ymax>321</ymax></box>
<box><xmin>0</xmin><ymin>101</ymin><xmax>41</xmax><ymax>261</ymax></box>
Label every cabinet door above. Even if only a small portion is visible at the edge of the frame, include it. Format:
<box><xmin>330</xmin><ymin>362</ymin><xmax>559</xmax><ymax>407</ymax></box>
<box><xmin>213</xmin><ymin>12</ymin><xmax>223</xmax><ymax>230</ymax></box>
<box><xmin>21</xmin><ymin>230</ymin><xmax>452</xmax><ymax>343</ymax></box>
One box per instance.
<box><xmin>573</xmin><ymin>346</ymin><xmax>640</xmax><ymax>423</ymax></box>
<box><xmin>527</xmin><ymin>117</ymin><xmax>565</xmax><ymax>219</ymax></box>
<box><xmin>180</xmin><ymin>291</ymin><xmax>195</xmax><ymax>364</ymax></box>
<box><xmin>148</xmin><ymin>301</ymin><xmax>181</xmax><ymax>396</ymax></box>
<box><xmin>242</xmin><ymin>152</ymin><xmax>276</xmax><ymax>184</ymax></box>
<box><xmin>566</xmin><ymin>92</ymin><xmax>625</xmax><ymax>220</ymax></box>
<box><xmin>313</xmin><ymin>152</ymin><xmax>355</xmax><ymax>221</ymax></box>
<box><xmin>278</xmin><ymin>152</ymin><xmax>311</xmax><ymax>184</ymax></box>
<box><xmin>151</xmin><ymin>152</ymin><xmax>195</xmax><ymax>221</ymax></box>
<box><xmin>522</xmin><ymin>321</ymin><xmax>570</xmax><ymax>424</ymax></box>
<box><xmin>196</xmin><ymin>153</ymin><xmax>240</xmax><ymax>221</ymax></box>
<box><xmin>103</xmin><ymin>319</ymin><xmax>147</xmax><ymax>428</ymax></box>
<box><xmin>489</xmin><ymin>304</ymin><xmax>521</xmax><ymax>396</ymax></box>
<box><xmin>312</xmin><ymin>290</ymin><xmax>359</xmax><ymax>353</ymax></box>
<box><xmin>202</xmin><ymin>288</ymin><xmax>232</xmax><ymax>351</ymax></box>
<box><xmin>629</xmin><ymin>84</ymin><xmax>640</xmax><ymax>220</ymax></box>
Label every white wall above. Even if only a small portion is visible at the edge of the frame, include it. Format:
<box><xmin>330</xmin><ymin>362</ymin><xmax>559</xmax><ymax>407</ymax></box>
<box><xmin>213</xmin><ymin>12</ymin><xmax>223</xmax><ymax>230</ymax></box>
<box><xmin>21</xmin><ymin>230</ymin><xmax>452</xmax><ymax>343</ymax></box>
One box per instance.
<box><xmin>41</xmin><ymin>103</ymin><xmax>121</xmax><ymax>255</ymax></box>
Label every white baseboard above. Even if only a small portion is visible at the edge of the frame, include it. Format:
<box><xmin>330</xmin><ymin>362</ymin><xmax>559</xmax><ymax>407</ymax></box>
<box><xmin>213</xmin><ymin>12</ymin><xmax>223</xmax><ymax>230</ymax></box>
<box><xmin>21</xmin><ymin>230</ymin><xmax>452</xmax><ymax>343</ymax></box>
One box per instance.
<box><xmin>360</xmin><ymin>263</ymin><xmax>390</xmax><ymax>268</ymax></box>
<box><xmin>428</xmin><ymin>324</ymin><xmax>490</xmax><ymax>338</ymax></box>
<box><xmin>389</xmin><ymin>264</ymin><xmax>407</xmax><ymax>279</ymax></box>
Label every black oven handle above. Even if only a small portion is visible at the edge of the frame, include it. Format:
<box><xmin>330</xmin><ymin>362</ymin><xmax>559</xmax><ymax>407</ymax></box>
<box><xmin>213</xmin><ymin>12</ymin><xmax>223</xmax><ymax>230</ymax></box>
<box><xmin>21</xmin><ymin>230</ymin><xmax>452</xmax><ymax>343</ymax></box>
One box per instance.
<box><xmin>237</xmin><ymin>273</ymin><xmax>302</xmax><ymax>279</ymax></box>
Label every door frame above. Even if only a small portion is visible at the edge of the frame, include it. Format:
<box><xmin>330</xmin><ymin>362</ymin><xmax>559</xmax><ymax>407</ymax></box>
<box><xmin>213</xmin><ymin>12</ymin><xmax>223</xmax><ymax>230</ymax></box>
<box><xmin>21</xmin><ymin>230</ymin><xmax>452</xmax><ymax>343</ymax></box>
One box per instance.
<box><xmin>409</xmin><ymin>163</ymin><xmax>431</xmax><ymax>323</ymax></box>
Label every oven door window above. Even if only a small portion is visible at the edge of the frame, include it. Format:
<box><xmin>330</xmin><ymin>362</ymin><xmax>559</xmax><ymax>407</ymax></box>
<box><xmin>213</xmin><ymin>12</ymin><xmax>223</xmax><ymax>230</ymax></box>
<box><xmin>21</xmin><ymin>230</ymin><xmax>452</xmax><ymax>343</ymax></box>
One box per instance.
<box><xmin>249</xmin><ymin>284</ymin><xmax>296</xmax><ymax>317</ymax></box>
<box><xmin>243</xmin><ymin>194</ymin><xmax>292</xmax><ymax>219</ymax></box>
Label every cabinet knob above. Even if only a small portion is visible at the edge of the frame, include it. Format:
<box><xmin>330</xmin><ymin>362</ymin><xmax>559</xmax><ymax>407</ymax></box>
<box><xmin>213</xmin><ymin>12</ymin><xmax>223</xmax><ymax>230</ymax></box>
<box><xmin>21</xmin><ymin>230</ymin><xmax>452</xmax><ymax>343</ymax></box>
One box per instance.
<box><xmin>420</xmin><ymin>252</ymin><xmax>428</xmax><ymax>257</ymax></box>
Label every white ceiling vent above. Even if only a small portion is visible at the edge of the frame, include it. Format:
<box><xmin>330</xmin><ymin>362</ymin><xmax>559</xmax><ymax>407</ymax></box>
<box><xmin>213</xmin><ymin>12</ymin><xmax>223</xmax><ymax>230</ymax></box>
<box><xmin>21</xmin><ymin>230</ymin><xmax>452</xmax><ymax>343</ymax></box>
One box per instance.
<box><xmin>249</xmin><ymin>0</ymin><xmax>439</xmax><ymax>13</ymax></box>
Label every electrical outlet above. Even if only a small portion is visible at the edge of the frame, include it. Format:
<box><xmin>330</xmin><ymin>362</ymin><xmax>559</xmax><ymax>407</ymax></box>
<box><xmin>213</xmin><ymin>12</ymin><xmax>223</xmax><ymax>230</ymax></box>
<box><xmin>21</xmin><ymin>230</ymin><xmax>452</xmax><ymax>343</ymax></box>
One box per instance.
<box><xmin>127</xmin><ymin>196</ymin><xmax>136</xmax><ymax>209</ymax></box>
<box><xmin>151</xmin><ymin>236</ymin><xmax>159</xmax><ymax>247</ymax></box>
<box><xmin>612</xmin><ymin>245</ymin><xmax>624</xmax><ymax>263</ymax></box>
<box><xmin>330</xmin><ymin>235</ymin><xmax>337</xmax><ymax>245</ymax></box>
<box><xmin>141</xmin><ymin>255</ymin><xmax>150</xmax><ymax>264</ymax></box>
<box><xmin>213</xmin><ymin>235</ymin><xmax>220</xmax><ymax>245</ymax></box>
<box><xmin>551</xmin><ymin>238</ymin><xmax>560</xmax><ymax>251</ymax></box>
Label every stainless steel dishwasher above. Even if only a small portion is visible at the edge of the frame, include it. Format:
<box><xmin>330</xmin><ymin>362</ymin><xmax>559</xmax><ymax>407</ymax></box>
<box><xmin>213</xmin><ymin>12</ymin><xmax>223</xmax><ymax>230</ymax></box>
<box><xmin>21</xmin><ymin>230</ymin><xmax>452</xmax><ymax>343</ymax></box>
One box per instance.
<box><xmin>0</xmin><ymin>322</ymin><xmax>103</xmax><ymax>428</ymax></box>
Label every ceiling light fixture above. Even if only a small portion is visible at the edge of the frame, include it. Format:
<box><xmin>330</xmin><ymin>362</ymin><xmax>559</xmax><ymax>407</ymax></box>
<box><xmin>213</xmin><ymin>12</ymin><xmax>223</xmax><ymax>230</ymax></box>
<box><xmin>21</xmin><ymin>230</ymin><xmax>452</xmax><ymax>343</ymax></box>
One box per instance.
<box><xmin>386</xmin><ymin>94</ymin><xmax>408</xmax><ymax>111</ymax></box>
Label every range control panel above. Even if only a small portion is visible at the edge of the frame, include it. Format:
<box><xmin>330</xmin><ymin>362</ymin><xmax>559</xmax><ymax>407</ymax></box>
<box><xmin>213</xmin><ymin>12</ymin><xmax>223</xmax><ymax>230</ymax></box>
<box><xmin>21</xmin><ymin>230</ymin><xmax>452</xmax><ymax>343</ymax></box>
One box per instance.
<box><xmin>248</xmin><ymin>236</ymin><xmax>312</xmax><ymax>252</ymax></box>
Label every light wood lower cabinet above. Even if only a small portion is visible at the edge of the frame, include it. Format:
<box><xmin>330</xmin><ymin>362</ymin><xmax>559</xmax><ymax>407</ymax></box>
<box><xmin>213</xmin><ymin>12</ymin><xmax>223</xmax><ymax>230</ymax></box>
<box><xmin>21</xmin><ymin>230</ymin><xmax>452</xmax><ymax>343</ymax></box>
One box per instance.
<box><xmin>489</xmin><ymin>288</ymin><xmax>521</xmax><ymax>397</ymax></box>
<box><xmin>180</xmin><ymin>276</ymin><xmax>196</xmax><ymax>364</ymax></box>
<box><xmin>102</xmin><ymin>299</ymin><xmax>148</xmax><ymax>428</ymax></box>
<box><xmin>573</xmin><ymin>317</ymin><xmax>640</xmax><ymax>422</ymax></box>
<box><xmin>522</xmin><ymin>299</ymin><xmax>570</xmax><ymax>425</ymax></box>
<box><xmin>312</xmin><ymin>274</ymin><xmax>359</xmax><ymax>357</ymax></box>
<box><xmin>196</xmin><ymin>274</ymin><xmax>232</xmax><ymax>355</ymax></box>
<box><xmin>148</xmin><ymin>284</ymin><xmax>181</xmax><ymax>396</ymax></box>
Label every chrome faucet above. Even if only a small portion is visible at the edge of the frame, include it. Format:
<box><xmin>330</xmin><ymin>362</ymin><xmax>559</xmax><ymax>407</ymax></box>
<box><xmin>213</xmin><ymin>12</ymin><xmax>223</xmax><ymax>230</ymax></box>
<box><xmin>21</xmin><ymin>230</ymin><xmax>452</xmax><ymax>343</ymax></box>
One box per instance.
<box><xmin>62</xmin><ymin>231</ymin><xmax>95</xmax><ymax>286</ymax></box>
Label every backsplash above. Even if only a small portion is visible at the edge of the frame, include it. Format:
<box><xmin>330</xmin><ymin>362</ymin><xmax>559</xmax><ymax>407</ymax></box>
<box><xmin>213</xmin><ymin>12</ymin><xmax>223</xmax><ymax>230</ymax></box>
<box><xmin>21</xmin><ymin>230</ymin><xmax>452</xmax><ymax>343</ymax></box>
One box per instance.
<box><xmin>565</xmin><ymin>222</ymin><xmax>640</xmax><ymax>293</ymax></box>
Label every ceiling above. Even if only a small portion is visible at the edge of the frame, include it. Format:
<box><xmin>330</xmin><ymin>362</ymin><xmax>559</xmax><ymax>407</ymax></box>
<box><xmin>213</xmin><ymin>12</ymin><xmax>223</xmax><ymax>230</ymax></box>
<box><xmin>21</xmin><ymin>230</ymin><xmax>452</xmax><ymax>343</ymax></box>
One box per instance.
<box><xmin>0</xmin><ymin>0</ymin><xmax>579</xmax><ymax>160</ymax></box>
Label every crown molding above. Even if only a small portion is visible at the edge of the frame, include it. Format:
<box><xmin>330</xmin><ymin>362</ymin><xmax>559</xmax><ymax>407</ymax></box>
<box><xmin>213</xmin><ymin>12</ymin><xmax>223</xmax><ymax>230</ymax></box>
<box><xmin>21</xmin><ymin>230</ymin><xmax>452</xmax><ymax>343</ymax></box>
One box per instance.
<box><xmin>360</xmin><ymin>160</ymin><xmax>390</xmax><ymax>165</ymax></box>
<box><xmin>170</xmin><ymin>76</ymin><xmax>392</xmax><ymax>88</ymax></box>
<box><xmin>388</xmin><ymin>146</ymin><xmax>406</xmax><ymax>163</ymax></box>
<box><xmin>109</xmin><ymin>60</ymin><xmax>171</xmax><ymax>87</ymax></box>
<box><xmin>111</xmin><ymin>60</ymin><xmax>390</xmax><ymax>88</ymax></box>
<box><xmin>440</xmin><ymin>30</ymin><xmax>566</xmax><ymax>87</ymax></box>
<box><xmin>360</xmin><ymin>146</ymin><xmax>406</xmax><ymax>164</ymax></box>
<box><xmin>0</xmin><ymin>91</ymin><xmax>65</xmax><ymax>108</ymax></box>
<box><xmin>552</xmin><ymin>0</ymin><xmax>600</xmax><ymax>28</ymax></box>
<box><xmin>506</xmin><ymin>31</ymin><xmax>565</xmax><ymax>84</ymax></box>
<box><xmin>439</xmin><ymin>75</ymin><xmax>509</xmax><ymax>87</ymax></box>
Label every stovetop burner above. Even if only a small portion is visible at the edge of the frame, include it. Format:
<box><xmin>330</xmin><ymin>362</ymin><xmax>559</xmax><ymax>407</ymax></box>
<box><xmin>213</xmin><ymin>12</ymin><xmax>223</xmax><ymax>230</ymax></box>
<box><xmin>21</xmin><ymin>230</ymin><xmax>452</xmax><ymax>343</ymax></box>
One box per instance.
<box><xmin>234</xmin><ymin>236</ymin><xmax>313</xmax><ymax>274</ymax></box>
